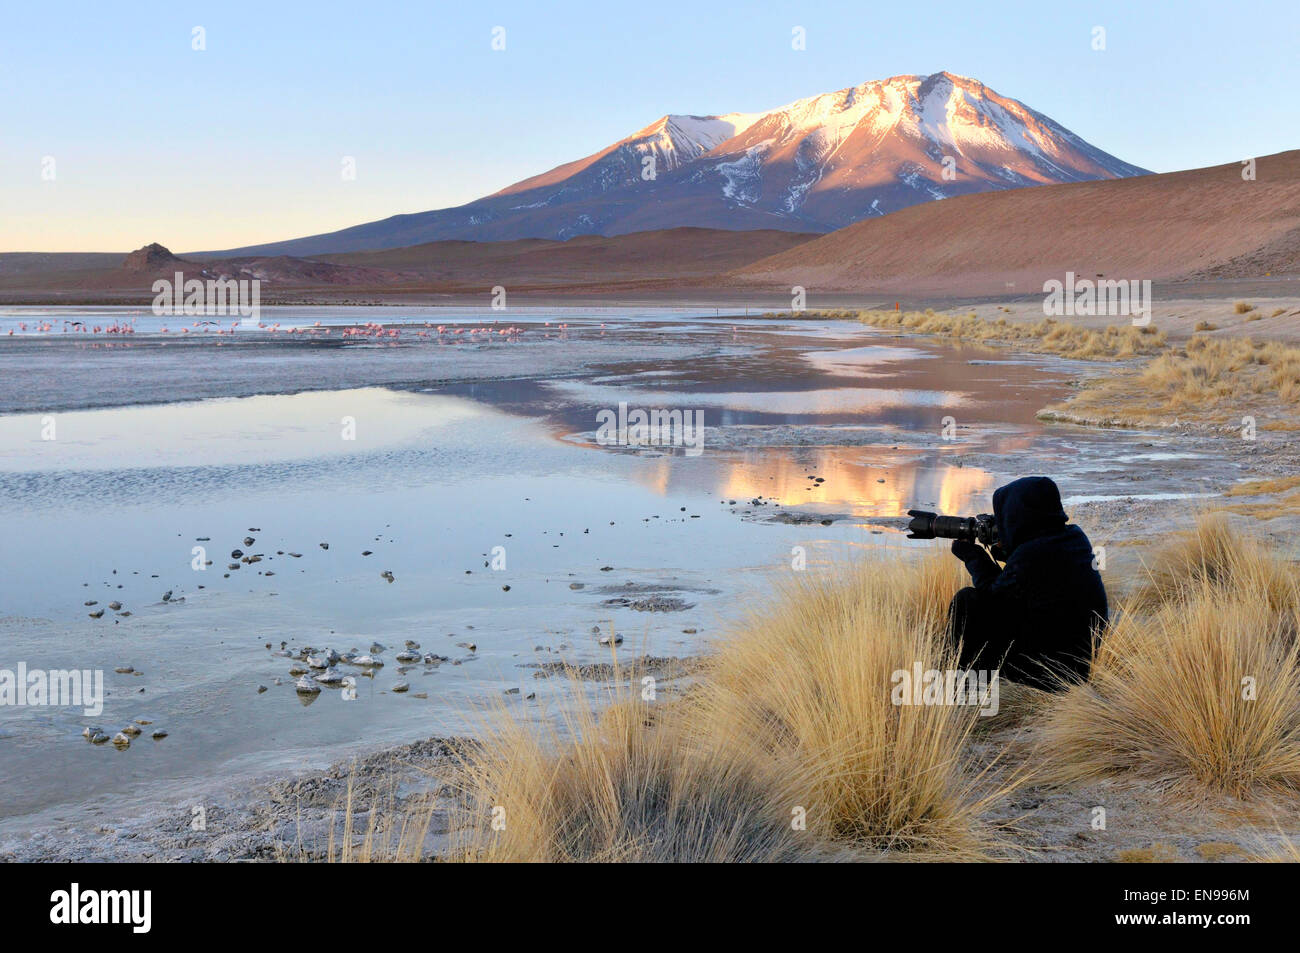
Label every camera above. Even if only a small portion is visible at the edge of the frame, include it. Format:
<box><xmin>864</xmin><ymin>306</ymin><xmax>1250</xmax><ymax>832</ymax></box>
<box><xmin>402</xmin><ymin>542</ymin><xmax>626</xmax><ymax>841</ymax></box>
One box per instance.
<box><xmin>906</xmin><ymin>509</ymin><xmax>999</xmax><ymax>548</ymax></box>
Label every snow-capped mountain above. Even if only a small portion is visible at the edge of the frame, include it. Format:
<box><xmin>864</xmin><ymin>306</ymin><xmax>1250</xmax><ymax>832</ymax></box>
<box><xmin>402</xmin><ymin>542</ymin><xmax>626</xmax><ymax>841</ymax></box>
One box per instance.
<box><xmin>218</xmin><ymin>72</ymin><xmax>1148</xmax><ymax>256</ymax></box>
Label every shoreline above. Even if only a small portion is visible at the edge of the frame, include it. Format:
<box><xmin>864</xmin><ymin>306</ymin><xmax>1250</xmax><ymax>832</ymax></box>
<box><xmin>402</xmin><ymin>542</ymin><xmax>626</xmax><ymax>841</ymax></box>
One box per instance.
<box><xmin>4</xmin><ymin>305</ymin><xmax>1299</xmax><ymax>861</ymax></box>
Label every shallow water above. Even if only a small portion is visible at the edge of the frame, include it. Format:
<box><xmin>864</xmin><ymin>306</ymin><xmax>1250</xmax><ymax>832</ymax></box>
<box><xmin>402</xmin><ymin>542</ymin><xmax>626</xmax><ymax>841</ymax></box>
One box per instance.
<box><xmin>0</xmin><ymin>307</ymin><xmax>1222</xmax><ymax>831</ymax></box>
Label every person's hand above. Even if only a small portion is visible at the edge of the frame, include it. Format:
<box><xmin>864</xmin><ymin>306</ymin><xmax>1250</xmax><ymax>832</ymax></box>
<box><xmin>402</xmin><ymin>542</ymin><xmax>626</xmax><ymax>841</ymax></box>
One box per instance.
<box><xmin>950</xmin><ymin>539</ymin><xmax>983</xmax><ymax>562</ymax></box>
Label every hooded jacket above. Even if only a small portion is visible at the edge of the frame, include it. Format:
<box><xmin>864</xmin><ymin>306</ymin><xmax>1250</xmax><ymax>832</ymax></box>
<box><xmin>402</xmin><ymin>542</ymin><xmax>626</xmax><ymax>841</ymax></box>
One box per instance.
<box><xmin>952</xmin><ymin>476</ymin><xmax>1108</xmax><ymax>684</ymax></box>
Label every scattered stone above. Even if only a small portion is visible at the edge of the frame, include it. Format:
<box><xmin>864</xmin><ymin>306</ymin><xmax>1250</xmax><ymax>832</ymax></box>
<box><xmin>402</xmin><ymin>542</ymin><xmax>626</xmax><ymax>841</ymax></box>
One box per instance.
<box><xmin>257</xmin><ymin>685</ymin><xmax>268</xmax><ymax>694</ymax></box>
<box><xmin>114</xmin><ymin>666</ymin><xmax>134</xmax><ymax>674</ymax></box>
<box><xmin>319</xmin><ymin>542</ymin><xmax>329</xmax><ymax>550</ymax></box>
<box><xmin>111</xmin><ymin>732</ymin><xmax>131</xmax><ymax>749</ymax></box>
<box><xmin>392</xmin><ymin>681</ymin><xmax>409</xmax><ymax>693</ymax></box>
<box><xmin>395</xmin><ymin>650</ymin><xmax>420</xmax><ymax>663</ymax></box>
<box><xmin>602</xmin><ymin>595</ymin><xmax>694</xmax><ymax>612</ymax></box>
<box><xmin>295</xmin><ymin>676</ymin><xmax>321</xmax><ymax>695</ymax></box>
<box><xmin>381</xmin><ymin>570</ymin><xmax>395</xmax><ymax>583</ymax></box>
<box><xmin>88</xmin><ymin>609</ymin><xmax>104</xmax><ymax>619</ymax></box>
<box><xmin>162</xmin><ymin>590</ymin><xmax>173</xmax><ymax>602</ymax></box>
<box><xmin>313</xmin><ymin>667</ymin><xmax>346</xmax><ymax>685</ymax></box>
<box><xmin>121</xmin><ymin>724</ymin><xmax>142</xmax><ymax>737</ymax></box>
<box><xmin>82</xmin><ymin>726</ymin><xmax>101</xmax><ymax>740</ymax></box>
<box><xmin>90</xmin><ymin>732</ymin><xmax>111</xmax><ymax>745</ymax></box>
<box><xmin>151</xmin><ymin>730</ymin><xmax>168</xmax><ymax>740</ymax></box>
<box><xmin>569</xmin><ymin>582</ymin><xmax>585</xmax><ymax>590</ymax></box>
<box><xmin>243</xmin><ymin>537</ymin><xmax>255</xmax><ymax>546</ymax></box>
<box><xmin>350</xmin><ymin>655</ymin><xmax>384</xmax><ymax>668</ymax></box>
<box><xmin>598</xmin><ymin>633</ymin><xmax>623</xmax><ymax>646</ymax></box>
<box><xmin>108</xmin><ymin>601</ymin><xmax>122</xmax><ymax>610</ymax></box>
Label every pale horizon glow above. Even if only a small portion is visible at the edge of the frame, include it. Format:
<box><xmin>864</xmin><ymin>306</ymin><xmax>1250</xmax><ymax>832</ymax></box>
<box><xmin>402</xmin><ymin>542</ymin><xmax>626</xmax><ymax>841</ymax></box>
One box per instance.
<box><xmin>1</xmin><ymin>0</ymin><xmax>1296</xmax><ymax>253</ymax></box>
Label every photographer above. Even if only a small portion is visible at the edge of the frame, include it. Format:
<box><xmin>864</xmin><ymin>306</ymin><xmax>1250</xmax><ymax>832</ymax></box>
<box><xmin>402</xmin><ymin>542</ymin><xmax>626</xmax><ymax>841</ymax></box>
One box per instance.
<box><xmin>941</xmin><ymin>476</ymin><xmax>1108</xmax><ymax>689</ymax></box>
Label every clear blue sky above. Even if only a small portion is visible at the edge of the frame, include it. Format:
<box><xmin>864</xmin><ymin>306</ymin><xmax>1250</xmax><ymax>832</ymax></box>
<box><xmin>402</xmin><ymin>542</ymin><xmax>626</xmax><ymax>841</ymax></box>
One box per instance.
<box><xmin>2</xmin><ymin>0</ymin><xmax>1296</xmax><ymax>251</ymax></box>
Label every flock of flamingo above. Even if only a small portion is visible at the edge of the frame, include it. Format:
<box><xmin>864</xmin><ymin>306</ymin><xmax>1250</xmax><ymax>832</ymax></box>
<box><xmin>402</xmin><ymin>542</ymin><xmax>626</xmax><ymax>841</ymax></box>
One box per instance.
<box><xmin>4</xmin><ymin>317</ymin><xmax>576</xmax><ymax>340</ymax></box>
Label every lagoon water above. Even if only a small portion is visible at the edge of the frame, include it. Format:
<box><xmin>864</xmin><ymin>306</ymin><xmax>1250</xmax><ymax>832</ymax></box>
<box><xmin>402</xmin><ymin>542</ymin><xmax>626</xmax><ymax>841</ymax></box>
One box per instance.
<box><xmin>0</xmin><ymin>308</ymin><xmax>1210</xmax><ymax>831</ymax></box>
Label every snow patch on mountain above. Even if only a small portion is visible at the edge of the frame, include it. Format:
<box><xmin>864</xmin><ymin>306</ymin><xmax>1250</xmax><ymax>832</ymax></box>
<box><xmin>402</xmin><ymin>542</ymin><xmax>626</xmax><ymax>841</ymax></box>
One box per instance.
<box><xmin>717</xmin><ymin>142</ymin><xmax>772</xmax><ymax>205</ymax></box>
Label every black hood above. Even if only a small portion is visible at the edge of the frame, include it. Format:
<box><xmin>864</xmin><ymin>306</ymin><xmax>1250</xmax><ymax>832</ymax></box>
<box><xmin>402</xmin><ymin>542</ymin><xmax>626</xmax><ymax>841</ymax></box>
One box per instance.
<box><xmin>992</xmin><ymin>477</ymin><xmax>1069</xmax><ymax>553</ymax></box>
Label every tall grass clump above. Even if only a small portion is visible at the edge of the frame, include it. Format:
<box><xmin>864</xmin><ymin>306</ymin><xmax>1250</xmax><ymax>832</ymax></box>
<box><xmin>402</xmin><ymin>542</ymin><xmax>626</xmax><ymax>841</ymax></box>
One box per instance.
<box><xmin>444</xmin><ymin>554</ymin><xmax>1006</xmax><ymax>861</ymax></box>
<box><xmin>442</xmin><ymin>664</ymin><xmax>819</xmax><ymax>862</ymax></box>
<box><xmin>1039</xmin><ymin>515</ymin><xmax>1300</xmax><ymax>801</ymax></box>
<box><xmin>691</xmin><ymin>554</ymin><xmax>997</xmax><ymax>855</ymax></box>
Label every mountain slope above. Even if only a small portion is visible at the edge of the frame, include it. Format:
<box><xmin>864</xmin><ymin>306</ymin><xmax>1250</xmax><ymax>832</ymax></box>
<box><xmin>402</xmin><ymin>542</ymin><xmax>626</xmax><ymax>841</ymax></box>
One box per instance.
<box><xmin>732</xmin><ymin>150</ymin><xmax>1300</xmax><ymax>294</ymax></box>
<box><xmin>209</xmin><ymin>72</ymin><xmax>1147</xmax><ymax>257</ymax></box>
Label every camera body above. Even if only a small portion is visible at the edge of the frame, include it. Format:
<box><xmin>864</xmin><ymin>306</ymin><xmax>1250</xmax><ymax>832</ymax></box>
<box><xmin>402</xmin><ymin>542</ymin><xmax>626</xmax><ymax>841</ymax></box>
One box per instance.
<box><xmin>906</xmin><ymin>509</ymin><xmax>999</xmax><ymax>548</ymax></box>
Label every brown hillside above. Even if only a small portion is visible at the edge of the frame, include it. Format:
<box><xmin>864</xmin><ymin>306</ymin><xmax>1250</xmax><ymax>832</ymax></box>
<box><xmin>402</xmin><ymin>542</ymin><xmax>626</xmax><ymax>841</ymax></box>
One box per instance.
<box><xmin>733</xmin><ymin>150</ymin><xmax>1300</xmax><ymax>295</ymax></box>
<box><xmin>319</xmin><ymin>227</ymin><xmax>819</xmax><ymax>286</ymax></box>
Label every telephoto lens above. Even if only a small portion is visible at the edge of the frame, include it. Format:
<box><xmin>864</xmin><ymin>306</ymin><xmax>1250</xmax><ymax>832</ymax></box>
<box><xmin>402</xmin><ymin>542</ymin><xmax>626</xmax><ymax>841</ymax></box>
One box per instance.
<box><xmin>905</xmin><ymin>509</ymin><xmax>998</xmax><ymax>547</ymax></box>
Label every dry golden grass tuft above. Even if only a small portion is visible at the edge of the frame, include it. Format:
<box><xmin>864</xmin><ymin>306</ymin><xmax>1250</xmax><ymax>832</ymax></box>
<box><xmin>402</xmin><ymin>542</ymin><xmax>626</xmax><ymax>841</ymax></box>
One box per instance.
<box><xmin>440</xmin><ymin>554</ymin><xmax>1010</xmax><ymax>862</ymax></box>
<box><xmin>1038</xmin><ymin>515</ymin><xmax>1300</xmax><ymax>802</ymax></box>
<box><xmin>1222</xmin><ymin>475</ymin><xmax>1300</xmax><ymax>518</ymax></box>
<box><xmin>852</xmin><ymin>308</ymin><xmax>1167</xmax><ymax>360</ymax></box>
<box><xmin>441</xmin><ymin>682</ymin><xmax>814</xmax><ymax>862</ymax></box>
<box><xmin>1196</xmin><ymin>841</ymin><xmax>1246</xmax><ymax>861</ymax></box>
<box><xmin>1116</xmin><ymin>842</ymin><xmax>1182</xmax><ymax>863</ymax></box>
<box><xmin>1042</xmin><ymin>335</ymin><xmax>1300</xmax><ymax>427</ymax></box>
<box><xmin>689</xmin><ymin>553</ymin><xmax>998</xmax><ymax>855</ymax></box>
<box><xmin>1128</xmin><ymin>513</ymin><xmax>1299</xmax><ymax>614</ymax></box>
<box><xmin>1235</xmin><ymin>301</ymin><xmax>1256</xmax><ymax>314</ymax></box>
